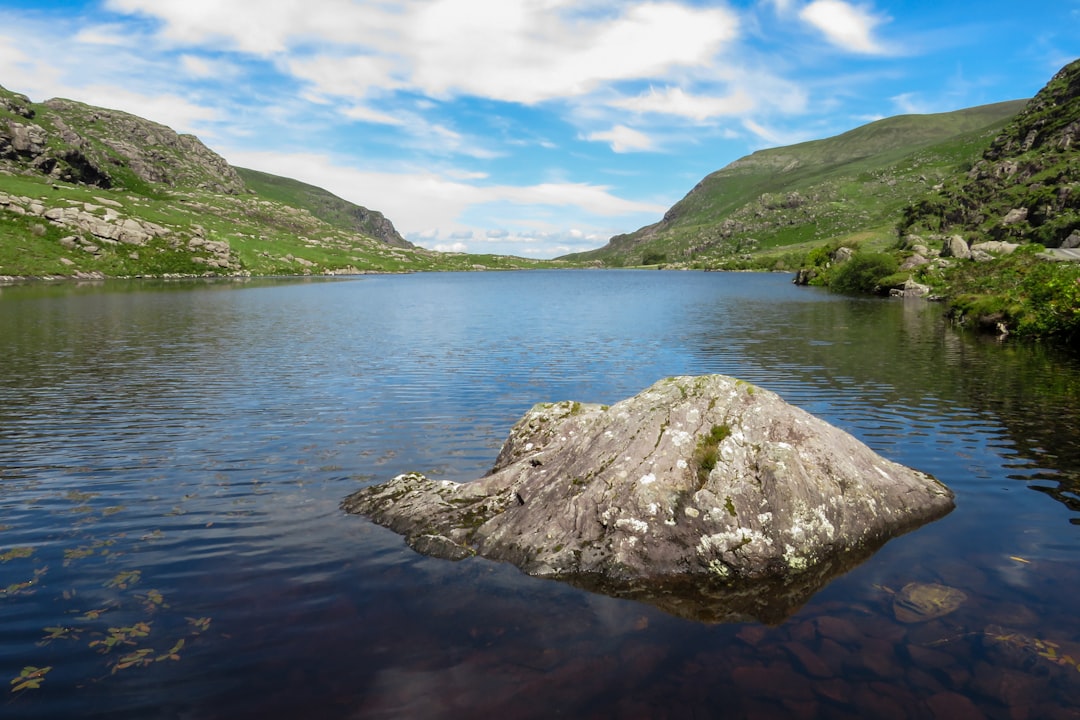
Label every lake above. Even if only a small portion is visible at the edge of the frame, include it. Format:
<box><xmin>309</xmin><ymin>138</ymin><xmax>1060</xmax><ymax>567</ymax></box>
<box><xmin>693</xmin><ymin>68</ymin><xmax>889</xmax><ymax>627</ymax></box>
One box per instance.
<box><xmin>2</xmin><ymin>270</ymin><xmax>1079</xmax><ymax>719</ymax></box>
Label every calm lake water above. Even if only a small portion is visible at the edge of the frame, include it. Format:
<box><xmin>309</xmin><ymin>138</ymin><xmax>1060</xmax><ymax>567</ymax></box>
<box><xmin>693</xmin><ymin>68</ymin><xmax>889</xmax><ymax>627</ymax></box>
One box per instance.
<box><xmin>2</xmin><ymin>270</ymin><xmax>1079</xmax><ymax>719</ymax></box>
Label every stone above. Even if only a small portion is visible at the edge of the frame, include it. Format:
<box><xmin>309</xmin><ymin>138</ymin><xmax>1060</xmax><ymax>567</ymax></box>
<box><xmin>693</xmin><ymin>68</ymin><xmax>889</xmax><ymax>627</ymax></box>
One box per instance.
<box><xmin>926</xmin><ymin>691</ymin><xmax>986</xmax><ymax>720</ymax></box>
<box><xmin>898</xmin><ymin>253</ymin><xmax>928</xmax><ymax>272</ymax></box>
<box><xmin>892</xmin><ymin>582</ymin><xmax>967</xmax><ymax>623</ymax></box>
<box><xmin>971</xmin><ymin>241</ymin><xmax>1020</xmax><ymax>256</ymax></box>
<box><xmin>889</xmin><ymin>278</ymin><xmax>931</xmax><ymax>298</ymax></box>
<box><xmin>941</xmin><ymin>235</ymin><xmax>971</xmax><ymax>260</ymax></box>
<box><xmin>815</xmin><ymin>616</ymin><xmax>862</xmax><ymax>645</ymax></box>
<box><xmin>343</xmin><ymin>375</ymin><xmax>954</xmax><ymax>622</ymax></box>
<box><xmin>831</xmin><ymin>246</ymin><xmax>855</xmax><ymax>263</ymax></box>
<box><xmin>1001</xmin><ymin>208</ymin><xmax>1029</xmax><ymax>225</ymax></box>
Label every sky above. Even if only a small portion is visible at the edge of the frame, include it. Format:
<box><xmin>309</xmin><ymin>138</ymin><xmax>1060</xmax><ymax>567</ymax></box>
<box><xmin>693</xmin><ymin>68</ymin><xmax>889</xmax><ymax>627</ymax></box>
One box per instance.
<box><xmin>0</xmin><ymin>1</ymin><xmax>1077</xmax><ymax>257</ymax></box>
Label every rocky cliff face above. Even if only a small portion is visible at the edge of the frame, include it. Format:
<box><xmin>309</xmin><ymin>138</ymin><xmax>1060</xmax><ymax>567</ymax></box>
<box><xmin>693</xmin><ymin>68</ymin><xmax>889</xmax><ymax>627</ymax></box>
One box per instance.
<box><xmin>343</xmin><ymin>375</ymin><xmax>954</xmax><ymax>622</ymax></box>
<box><xmin>900</xmin><ymin>58</ymin><xmax>1080</xmax><ymax>248</ymax></box>
<box><xmin>0</xmin><ymin>85</ymin><xmax>244</xmax><ymax>194</ymax></box>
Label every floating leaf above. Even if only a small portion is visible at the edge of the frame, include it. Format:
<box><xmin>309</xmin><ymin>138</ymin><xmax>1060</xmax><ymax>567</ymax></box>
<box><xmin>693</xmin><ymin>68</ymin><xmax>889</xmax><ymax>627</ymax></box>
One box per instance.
<box><xmin>2</xmin><ymin>580</ymin><xmax>34</xmax><ymax>596</ymax></box>
<box><xmin>39</xmin><ymin>625</ymin><xmax>83</xmax><ymax>645</ymax></box>
<box><xmin>10</xmin><ymin>666</ymin><xmax>51</xmax><ymax>692</ymax></box>
<box><xmin>90</xmin><ymin>623</ymin><xmax>152</xmax><ymax>653</ymax></box>
<box><xmin>80</xmin><ymin>607</ymin><xmax>110</xmax><ymax>621</ymax></box>
<box><xmin>104</xmin><ymin>570</ymin><xmax>141</xmax><ymax>590</ymax></box>
<box><xmin>64</xmin><ymin>490</ymin><xmax>99</xmax><ymax>502</ymax></box>
<box><xmin>186</xmin><ymin>616</ymin><xmax>211</xmax><ymax>633</ymax></box>
<box><xmin>156</xmin><ymin>638</ymin><xmax>185</xmax><ymax>662</ymax></box>
<box><xmin>0</xmin><ymin>546</ymin><xmax>34</xmax><ymax>563</ymax></box>
<box><xmin>112</xmin><ymin>648</ymin><xmax>153</xmax><ymax>673</ymax></box>
<box><xmin>1008</xmin><ymin>555</ymin><xmax>1032</xmax><ymax>564</ymax></box>
<box><xmin>64</xmin><ymin>546</ymin><xmax>96</xmax><ymax>565</ymax></box>
<box><xmin>139</xmin><ymin>589</ymin><xmax>168</xmax><ymax>610</ymax></box>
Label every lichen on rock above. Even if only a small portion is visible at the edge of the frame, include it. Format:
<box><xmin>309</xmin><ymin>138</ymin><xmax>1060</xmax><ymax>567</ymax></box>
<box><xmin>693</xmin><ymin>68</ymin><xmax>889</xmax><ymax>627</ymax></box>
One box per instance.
<box><xmin>343</xmin><ymin>375</ymin><xmax>954</xmax><ymax>623</ymax></box>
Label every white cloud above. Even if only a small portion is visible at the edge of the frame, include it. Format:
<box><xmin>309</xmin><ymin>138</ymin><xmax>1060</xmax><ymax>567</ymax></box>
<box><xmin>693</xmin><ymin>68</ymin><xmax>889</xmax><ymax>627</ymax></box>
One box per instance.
<box><xmin>611</xmin><ymin>86</ymin><xmax>756</xmax><ymax>121</ymax></box>
<box><xmin>891</xmin><ymin>92</ymin><xmax>930</xmax><ymax>115</ymax></box>
<box><xmin>406</xmin><ymin>1</ymin><xmax>740</xmax><ymax>103</ymax></box>
<box><xmin>179</xmin><ymin>54</ymin><xmax>242</xmax><ymax>80</ymax></box>
<box><xmin>107</xmin><ymin>0</ymin><xmax>740</xmax><ymax>105</ymax></box>
<box><xmin>741</xmin><ymin>118</ymin><xmax>814</xmax><ymax>146</ymax></box>
<box><xmin>74</xmin><ymin>23</ymin><xmax>132</xmax><ymax>46</ymax></box>
<box><xmin>287</xmin><ymin>53</ymin><xmax>402</xmax><ymax>101</ymax></box>
<box><xmin>432</xmin><ymin>241</ymin><xmax>468</xmax><ymax>253</ymax></box>
<box><xmin>221</xmin><ymin>149</ymin><xmax>666</xmax><ymax>239</ymax></box>
<box><xmin>799</xmin><ymin>0</ymin><xmax>889</xmax><ymax>54</ymax></box>
<box><xmin>341</xmin><ymin>104</ymin><xmax>404</xmax><ymax>126</ymax></box>
<box><xmin>77</xmin><ymin>85</ymin><xmax>222</xmax><ymax>134</ymax></box>
<box><xmin>586</xmin><ymin>125</ymin><xmax>656</xmax><ymax>152</ymax></box>
<box><xmin>106</xmin><ymin>0</ymin><xmax>379</xmax><ymax>55</ymax></box>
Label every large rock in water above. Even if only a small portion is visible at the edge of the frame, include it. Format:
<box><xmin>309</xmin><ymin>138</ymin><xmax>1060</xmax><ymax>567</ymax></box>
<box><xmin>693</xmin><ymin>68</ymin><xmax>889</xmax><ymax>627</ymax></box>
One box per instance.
<box><xmin>343</xmin><ymin>375</ymin><xmax>954</xmax><ymax>623</ymax></box>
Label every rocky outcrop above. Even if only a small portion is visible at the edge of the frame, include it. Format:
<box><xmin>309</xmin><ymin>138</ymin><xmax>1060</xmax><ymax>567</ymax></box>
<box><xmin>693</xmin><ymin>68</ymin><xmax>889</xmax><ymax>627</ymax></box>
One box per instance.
<box><xmin>900</xmin><ymin>58</ymin><xmax>1080</xmax><ymax>247</ymax></box>
<box><xmin>0</xmin><ymin>190</ymin><xmax>241</xmax><ymax>272</ymax></box>
<box><xmin>343</xmin><ymin>375</ymin><xmax>954</xmax><ymax>622</ymax></box>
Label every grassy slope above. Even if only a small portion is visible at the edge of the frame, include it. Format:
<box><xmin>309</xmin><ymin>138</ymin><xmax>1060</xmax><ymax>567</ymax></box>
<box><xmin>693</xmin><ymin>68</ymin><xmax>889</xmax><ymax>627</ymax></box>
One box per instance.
<box><xmin>562</xmin><ymin>100</ymin><xmax>1026</xmax><ymax>267</ymax></box>
<box><xmin>0</xmin><ymin>171</ymin><xmax>562</xmax><ymax>277</ymax></box>
<box><xmin>0</xmin><ymin>85</ymin><xmax>563</xmax><ymax>279</ymax></box>
<box><xmin>899</xmin><ymin>59</ymin><xmax>1080</xmax><ymax>247</ymax></box>
<box><xmin>235</xmin><ymin>167</ymin><xmax>413</xmax><ymax>248</ymax></box>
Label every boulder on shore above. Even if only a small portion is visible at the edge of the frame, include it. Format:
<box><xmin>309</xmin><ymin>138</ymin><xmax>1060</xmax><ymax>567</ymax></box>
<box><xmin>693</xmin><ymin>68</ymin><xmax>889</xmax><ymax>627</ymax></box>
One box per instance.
<box><xmin>343</xmin><ymin>375</ymin><xmax>954</xmax><ymax>623</ymax></box>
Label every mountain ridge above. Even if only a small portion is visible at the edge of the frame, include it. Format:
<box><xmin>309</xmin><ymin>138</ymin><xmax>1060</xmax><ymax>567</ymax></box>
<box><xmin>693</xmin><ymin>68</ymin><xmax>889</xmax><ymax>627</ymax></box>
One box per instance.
<box><xmin>561</xmin><ymin>100</ymin><xmax>1027</xmax><ymax>267</ymax></box>
<box><xmin>899</xmin><ymin>58</ymin><xmax>1080</xmax><ymax>248</ymax></box>
<box><xmin>0</xmin><ymin>82</ymin><xmax>557</xmax><ymax>279</ymax></box>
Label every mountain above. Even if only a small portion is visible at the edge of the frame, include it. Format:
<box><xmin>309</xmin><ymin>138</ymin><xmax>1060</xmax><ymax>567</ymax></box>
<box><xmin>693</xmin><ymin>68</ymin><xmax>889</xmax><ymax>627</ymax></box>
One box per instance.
<box><xmin>1</xmin><ymin>87</ymin><xmax>245</xmax><ymax>195</ymax></box>
<box><xmin>561</xmin><ymin>100</ymin><xmax>1026</xmax><ymax>267</ymax></box>
<box><xmin>898</xmin><ymin>58</ymin><xmax>1080</xmax><ymax>248</ymax></box>
<box><xmin>0</xmin><ymin>83</ymin><xmax>552</xmax><ymax>280</ymax></box>
<box><xmin>234</xmin><ymin>167</ymin><xmax>412</xmax><ymax>249</ymax></box>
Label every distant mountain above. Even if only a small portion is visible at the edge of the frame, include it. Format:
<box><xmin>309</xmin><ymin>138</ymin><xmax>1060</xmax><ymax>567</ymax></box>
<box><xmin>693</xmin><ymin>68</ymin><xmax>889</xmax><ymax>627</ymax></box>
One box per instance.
<box><xmin>235</xmin><ymin>167</ymin><xmax>412</xmax><ymax>249</ymax></box>
<box><xmin>899</xmin><ymin>58</ymin><xmax>1080</xmax><ymax>248</ymax></box>
<box><xmin>0</xmin><ymin>83</ymin><xmax>553</xmax><ymax>279</ymax></box>
<box><xmin>561</xmin><ymin>100</ymin><xmax>1026</xmax><ymax>267</ymax></box>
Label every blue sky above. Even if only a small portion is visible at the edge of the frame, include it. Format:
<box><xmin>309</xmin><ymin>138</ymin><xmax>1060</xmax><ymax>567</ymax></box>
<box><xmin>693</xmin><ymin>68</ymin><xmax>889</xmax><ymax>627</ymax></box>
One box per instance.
<box><xmin>1</xmin><ymin>1</ymin><xmax>1077</xmax><ymax>257</ymax></box>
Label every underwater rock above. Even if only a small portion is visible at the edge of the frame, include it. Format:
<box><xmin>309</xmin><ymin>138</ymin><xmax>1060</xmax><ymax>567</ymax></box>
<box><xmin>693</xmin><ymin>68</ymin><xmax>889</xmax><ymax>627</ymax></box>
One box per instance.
<box><xmin>343</xmin><ymin>375</ymin><xmax>954</xmax><ymax>622</ymax></box>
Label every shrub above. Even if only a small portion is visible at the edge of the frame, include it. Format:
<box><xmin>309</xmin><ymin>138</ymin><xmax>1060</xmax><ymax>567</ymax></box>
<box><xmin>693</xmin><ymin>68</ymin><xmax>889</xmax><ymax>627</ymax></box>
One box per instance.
<box><xmin>829</xmin><ymin>252</ymin><xmax>899</xmax><ymax>295</ymax></box>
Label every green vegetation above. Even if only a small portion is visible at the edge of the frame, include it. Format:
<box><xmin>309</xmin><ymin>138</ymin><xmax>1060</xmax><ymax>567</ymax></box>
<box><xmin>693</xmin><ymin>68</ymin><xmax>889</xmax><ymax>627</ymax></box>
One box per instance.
<box><xmin>931</xmin><ymin>245</ymin><xmax>1080</xmax><ymax>342</ymax></box>
<box><xmin>560</xmin><ymin>100</ymin><xmax>1025</xmax><ymax>268</ymax></box>
<box><xmin>0</xmin><ymin>82</ymin><xmax>570</xmax><ymax>279</ymax></box>
<box><xmin>693</xmin><ymin>424</ymin><xmax>731</xmax><ymax>486</ymax></box>
<box><xmin>828</xmin><ymin>252</ymin><xmax>899</xmax><ymax>295</ymax></box>
<box><xmin>560</xmin><ymin>58</ymin><xmax>1080</xmax><ymax>346</ymax></box>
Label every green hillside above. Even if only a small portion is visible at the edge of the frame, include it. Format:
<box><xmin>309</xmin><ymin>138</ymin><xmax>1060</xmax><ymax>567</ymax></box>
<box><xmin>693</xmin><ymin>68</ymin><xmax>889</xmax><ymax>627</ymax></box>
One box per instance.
<box><xmin>0</xmin><ymin>83</ymin><xmax>560</xmax><ymax>280</ymax></box>
<box><xmin>234</xmin><ymin>167</ymin><xmax>413</xmax><ymax>249</ymax></box>
<box><xmin>562</xmin><ymin>100</ymin><xmax>1026</xmax><ymax>268</ymax></box>
<box><xmin>899</xmin><ymin>58</ymin><xmax>1080</xmax><ymax>248</ymax></box>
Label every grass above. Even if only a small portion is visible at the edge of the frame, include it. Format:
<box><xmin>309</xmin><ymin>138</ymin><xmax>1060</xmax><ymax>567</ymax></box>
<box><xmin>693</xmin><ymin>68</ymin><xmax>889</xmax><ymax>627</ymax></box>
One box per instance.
<box><xmin>693</xmin><ymin>424</ymin><xmax>732</xmax><ymax>487</ymax></box>
<box><xmin>1</xmin><ymin>83</ymin><xmax>576</xmax><ymax>280</ymax></box>
<box><xmin>925</xmin><ymin>245</ymin><xmax>1080</xmax><ymax>341</ymax></box>
<box><xmin>561</xmin><ymin>100</ymin><xmax>1025</xmax><ymax>267</ymax></box>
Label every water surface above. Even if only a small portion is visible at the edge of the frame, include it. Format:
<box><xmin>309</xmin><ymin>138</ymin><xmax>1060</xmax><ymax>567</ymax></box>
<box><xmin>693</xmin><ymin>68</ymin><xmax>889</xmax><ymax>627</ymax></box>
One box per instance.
<box><xmin>2</xmin><ymin>271</ymin><xmax>1079</xmax><ymax>718</ymax></box>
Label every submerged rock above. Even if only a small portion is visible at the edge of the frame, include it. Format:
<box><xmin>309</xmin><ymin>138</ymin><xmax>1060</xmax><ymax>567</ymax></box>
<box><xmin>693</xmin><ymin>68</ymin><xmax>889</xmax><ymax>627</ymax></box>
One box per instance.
<box><xmin>343</xmin><ymin>375</ymin><xmax>954</xmax><ymax>622</ymax></box>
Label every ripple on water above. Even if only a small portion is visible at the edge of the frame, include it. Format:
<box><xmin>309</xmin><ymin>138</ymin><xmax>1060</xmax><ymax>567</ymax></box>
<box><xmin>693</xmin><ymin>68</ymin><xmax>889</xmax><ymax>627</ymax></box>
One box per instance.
<box><xmin>2</xmin><ymin>272</ymin><xmax>1080</xmax><ymax>719</ymax></box>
